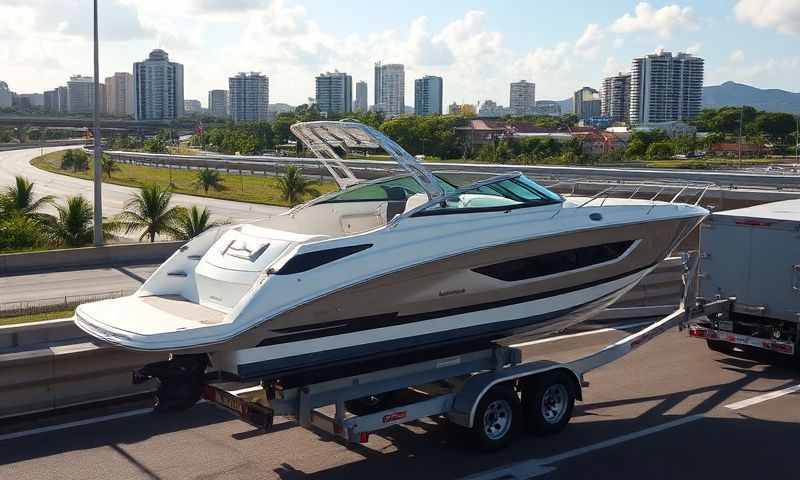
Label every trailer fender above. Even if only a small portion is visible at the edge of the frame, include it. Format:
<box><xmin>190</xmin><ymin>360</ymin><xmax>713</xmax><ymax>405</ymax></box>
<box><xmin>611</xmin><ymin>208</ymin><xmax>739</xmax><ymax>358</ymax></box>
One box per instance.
<box><xmin>447</xmin><ymin>361</ymin><xmax>582</xmax><ymax>428</ymax></box>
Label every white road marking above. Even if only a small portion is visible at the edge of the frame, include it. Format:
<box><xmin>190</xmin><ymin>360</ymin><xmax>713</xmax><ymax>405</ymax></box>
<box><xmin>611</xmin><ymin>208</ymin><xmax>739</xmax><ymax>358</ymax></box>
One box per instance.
<box><xmin>510</xmin><ymin>319</ymin><xmax>655</xmax><ymax>348</ymax></box>
<box><xmin>725</xmin><ymin>384</ymin><xmax>800</xmax><ymax>411</ymax></box>
<box><xmin>462</xmin><ymin>414</ymin><xmax>705</xmax><ymax>480</ymax></box>
<box><xmin>0</xmin><ymin>408</ymin><xmax>152</xmax><ymax>442</ymax></box>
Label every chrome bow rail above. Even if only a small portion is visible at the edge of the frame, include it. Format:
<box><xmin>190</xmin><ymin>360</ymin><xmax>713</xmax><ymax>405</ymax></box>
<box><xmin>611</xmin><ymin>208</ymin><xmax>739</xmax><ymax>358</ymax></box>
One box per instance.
<box><xmin>562</xmin><ymin>179</ymin><xmax>714</xmax><ymax>208</ymax></box>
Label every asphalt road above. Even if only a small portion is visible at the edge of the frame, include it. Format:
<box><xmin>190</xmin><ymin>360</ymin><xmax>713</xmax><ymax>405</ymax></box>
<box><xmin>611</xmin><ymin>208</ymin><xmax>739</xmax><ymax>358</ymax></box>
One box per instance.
<box><xmin>1</xmin><ymin>323</ymin><xmax>798</xmax><ymax>479</ymax></box>
<box><xmin>0</xmin><ymin>264</ymin><xmax>157</xmax><ymax>305</ymax></box>
<box><xmin>0</xmin><ymin>146</ymin><xmax>286</xmax><ymax>223</ymax></box>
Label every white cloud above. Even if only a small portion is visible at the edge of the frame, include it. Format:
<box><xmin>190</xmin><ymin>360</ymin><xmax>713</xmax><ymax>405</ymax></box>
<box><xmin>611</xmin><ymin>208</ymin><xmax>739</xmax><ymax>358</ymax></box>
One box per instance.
<box><xmin>735</xmin><ymin>0</ymin><xmax>800</xmax><ymax>35</ymax></box>
<box><xmin>685</xmin><ymin>43</ymin><xmax>701</xmax><ymax>54</ymax></box>
<box><xmin>729</xmin><ymin>49</ymin><xmax>745</xmax><ymax>64</ymax></box>
<box><xmin>611</xmin><ymin>2</ymin><xmax>697</xmax><ymax>38</ymax></box>
<box><xmin>602</xmin><ymin>56</ymin><xmax>628</xmax><ymax>77</ymax></box>
<box><xmin>574</xmin><ymin>24</ymin><xmax>604</xmax><ymax>58</ymax></box>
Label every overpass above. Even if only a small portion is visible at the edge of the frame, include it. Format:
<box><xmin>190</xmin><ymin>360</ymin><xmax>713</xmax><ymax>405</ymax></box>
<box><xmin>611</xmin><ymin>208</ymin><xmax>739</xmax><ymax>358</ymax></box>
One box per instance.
<box><xmin>0</xmin><ymin>115</ymin><xmax>198</xmax><ymax>138</ymax></box>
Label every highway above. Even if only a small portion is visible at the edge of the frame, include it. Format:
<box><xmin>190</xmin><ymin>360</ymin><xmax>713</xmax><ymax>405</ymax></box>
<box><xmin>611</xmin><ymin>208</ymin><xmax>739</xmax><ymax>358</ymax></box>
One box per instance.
<box><xmin>0</xmin><ymin>323</ymin><xmax>798</xmax><ymax>479</ymax></box>
<box><xmin>0</xmin><ymin>147</ymin><xmax>286</xmax><ymax>223</ymax></box>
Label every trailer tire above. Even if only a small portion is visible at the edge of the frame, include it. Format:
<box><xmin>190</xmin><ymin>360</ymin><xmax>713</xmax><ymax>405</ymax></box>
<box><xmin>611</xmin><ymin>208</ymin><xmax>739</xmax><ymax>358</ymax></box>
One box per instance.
<box><xmin>469</xmin><ymin>384</ymin><xmax>520</xmax><ymax>451</ymax></box>
<box><xmin>153</xmin><ymin>377</ymin><xmax>204</xmax><ymax>413</ymax></box>
<box><xmin>521</xmin><ymin>370</ymin><xmax>576</xmax><ymax>435</ymax></box>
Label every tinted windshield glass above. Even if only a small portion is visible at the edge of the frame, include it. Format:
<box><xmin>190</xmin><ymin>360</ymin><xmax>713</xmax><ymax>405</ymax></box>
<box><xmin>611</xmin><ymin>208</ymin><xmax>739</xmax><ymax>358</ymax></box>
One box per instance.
<box><xmin>417</xmin><ymin>175</ymin><xmax>562</xmax><ymax>214</ymax></box>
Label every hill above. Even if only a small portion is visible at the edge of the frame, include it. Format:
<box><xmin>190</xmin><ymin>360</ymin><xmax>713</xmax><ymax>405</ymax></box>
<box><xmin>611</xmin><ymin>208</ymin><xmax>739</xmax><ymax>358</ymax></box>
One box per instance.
<box><xmin>702</xmin><ymin>81</ymin><xmax>800</xmax><ymax>114</ymax></box>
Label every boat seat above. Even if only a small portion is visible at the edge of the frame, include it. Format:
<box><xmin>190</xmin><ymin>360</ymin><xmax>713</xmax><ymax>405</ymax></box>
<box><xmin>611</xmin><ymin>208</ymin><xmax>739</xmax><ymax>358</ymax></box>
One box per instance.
<box><xmin>403</xmin><ymin>193</ymin><xmax>430</xmax><ymax>213</ymax></box>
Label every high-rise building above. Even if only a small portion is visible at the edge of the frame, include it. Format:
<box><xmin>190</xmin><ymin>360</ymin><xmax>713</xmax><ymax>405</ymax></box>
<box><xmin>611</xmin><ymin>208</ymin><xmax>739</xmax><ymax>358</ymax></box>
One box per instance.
<box><xmin>478</xmin><ymin>99</ymin><xmax>507</xmax><ymax>117</ymax></box>
<box><xmin>133</xmin><ymin>49</ymin><xmax>185</xmax><ymax>120</ymax></box>
<box><xmin>208</xmin><ymin>89</ymin><xmax>229</xmax><ymax>118</ymax></box>
<box><xmin>629</xmin><ymin>50</ymin><xmax>704</xmax><ymax>125</ymax></box>
<box><xmin>229</xmin><ymin>72</ymin><xmax>269</xmax><ymax>122</ymax></box>
<box><xmin>44</xmin><ymin>88</ymin><xmax>66</xmax><ymax>113</ymax></box>
<box><xmin>0</xmin><ymin>81</ymin><xmax>12</xmax><ymax>108</ymax></box>
<box><xmin>374</xmin><ymin>62</ymin><xmax>405</xmax><ymax>117</ymax></box>
<box><xmin>184</xmin><ymin>99</ymin><xmax>203</xmax><ymax>113</ymax></box>
<box><xmin>414</xmin><ymin>75</ymin><xmax>443</xmax><ymax>116</ymax></box>
<box><xmin>573</xmin><ymin>87</ymin><xmax>602</xmax><ymax>123</ymax></box>
<box><xmin>67</xmin><ymin>75</ymin><xmax>105</xmax><ymax>114</ymax></box>
<box><xmin>315</xmin><ymin>71</ymin><xmax>352</xmax><ymax>115</ymax></box>
<box><xmin>105</xmin><ymin>72</ymin><xmax>135</xmax><ymax>116</ymax></box>
<box><xmin>534</xmin><ymin>100</ymin><xmax>562</xmax><ymax>116</ymax></box>
<box><xmin>354</xmin><ymin>81</ymin><xmax>368</xmax><ymax>112</ymax></box>
<box><xmin>509</xmin><ymin>80</ymin><xmax>536</xmax><ymax>116</ymax></box>
<box><xmin>601</xmin><ymin>73</ymin><xmax>632</xmax><ymax>124</ymax></box>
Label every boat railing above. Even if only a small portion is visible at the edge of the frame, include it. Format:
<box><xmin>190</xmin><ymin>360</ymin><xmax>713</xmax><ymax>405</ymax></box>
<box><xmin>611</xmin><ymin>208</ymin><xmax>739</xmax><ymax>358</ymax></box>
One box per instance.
<box><xmin>557</xmin><ymin>179</ymin><xmax>714</xmax><ymax>208</ymax></box>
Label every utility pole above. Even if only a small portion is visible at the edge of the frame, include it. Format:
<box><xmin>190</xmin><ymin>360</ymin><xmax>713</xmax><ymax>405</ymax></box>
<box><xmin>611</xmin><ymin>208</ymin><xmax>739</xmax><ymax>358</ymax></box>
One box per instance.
<box><xmin>737</xmin><ymin>105</ymin><xmax>743</xmax><ymax>169</ymax></box>
<box><xmin>795</xmin><ymin>115</ymin><xmax>799</xmax><ymax>167</ymax></box>
<box><xmin>92</xmin><ymin>0</ymin><xmax>103</xmax><ymax>246</ymax></box>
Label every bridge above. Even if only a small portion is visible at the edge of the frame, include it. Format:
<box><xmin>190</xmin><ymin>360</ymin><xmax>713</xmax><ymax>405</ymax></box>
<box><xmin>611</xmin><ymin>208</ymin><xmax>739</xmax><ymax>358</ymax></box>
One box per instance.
<box><xmin>0</xmin><ymin>115</ymin><xmax>198</xmax><ymax>138</ymax></box>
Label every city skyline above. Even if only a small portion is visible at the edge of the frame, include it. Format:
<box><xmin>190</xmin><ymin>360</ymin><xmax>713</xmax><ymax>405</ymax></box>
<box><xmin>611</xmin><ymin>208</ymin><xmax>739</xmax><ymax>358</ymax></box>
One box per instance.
<box><xmin>1</xmin><ymin>1</ymin><xmax>798</xmax><ymax>108</ymax></box>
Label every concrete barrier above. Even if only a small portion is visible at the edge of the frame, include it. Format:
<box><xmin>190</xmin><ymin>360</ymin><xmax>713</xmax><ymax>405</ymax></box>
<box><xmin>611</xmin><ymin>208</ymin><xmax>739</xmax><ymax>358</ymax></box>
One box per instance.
<box><xmin>0</xmin><ymin>258</ymin><xmax>685</xmax><ymax>418</ymax></box>
<box><xmin>0</xmin><ymin>241</ymin><xmax>183</xmax><ymax>275</ymax></box>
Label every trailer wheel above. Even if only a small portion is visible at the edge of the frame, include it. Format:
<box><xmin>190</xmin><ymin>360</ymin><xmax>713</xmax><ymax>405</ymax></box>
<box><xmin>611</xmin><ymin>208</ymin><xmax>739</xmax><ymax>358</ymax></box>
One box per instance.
<box><xmin>470</xmin><ymin>385</ymin><xmax>520</xmax><ymax>451</ymax></box>
<box><xmin>706</xmin><ymin>339</ymin><xmax>733</xmax><ymax>354</ymax></box>
<box><xmin>521</xmin><ymin>370</ymin><xmax>575</xmax><ymax>435</ymax></box>
<box><xmin>153</xmin><ymin>376</ymin><xmax>204</xmax><ymax>412</ymax></box>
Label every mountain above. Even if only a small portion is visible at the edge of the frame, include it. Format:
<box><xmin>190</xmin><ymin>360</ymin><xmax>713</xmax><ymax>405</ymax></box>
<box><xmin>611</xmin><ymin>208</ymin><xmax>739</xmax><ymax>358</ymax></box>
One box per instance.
<box><xmin>702</xmin><ymin>81</ymin><xmax>800</xmax><ymax>114</ymax></box>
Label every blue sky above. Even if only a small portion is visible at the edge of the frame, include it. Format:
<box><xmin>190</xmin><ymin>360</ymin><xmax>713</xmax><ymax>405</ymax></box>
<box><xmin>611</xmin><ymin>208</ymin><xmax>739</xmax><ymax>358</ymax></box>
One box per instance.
<box><xmin>1</xmin><ymin>0</ymin><xmax>798</xmax><ymax>107</ymax></box>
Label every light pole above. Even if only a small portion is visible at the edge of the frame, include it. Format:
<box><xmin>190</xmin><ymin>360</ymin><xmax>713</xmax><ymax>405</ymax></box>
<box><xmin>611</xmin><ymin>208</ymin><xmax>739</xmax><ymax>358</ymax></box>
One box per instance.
<box><xmin>92</xmin><ymin>0</ymin><xmax>103</xmax><ymax>246</ymax></box>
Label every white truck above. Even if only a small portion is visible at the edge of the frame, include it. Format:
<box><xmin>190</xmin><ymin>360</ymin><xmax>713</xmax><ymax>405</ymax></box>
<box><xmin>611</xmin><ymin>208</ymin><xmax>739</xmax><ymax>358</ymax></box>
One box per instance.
<box><xmin>689</xmin><ymin>199</ymin><xmax>800</xmax><ymax>363</ymax></box>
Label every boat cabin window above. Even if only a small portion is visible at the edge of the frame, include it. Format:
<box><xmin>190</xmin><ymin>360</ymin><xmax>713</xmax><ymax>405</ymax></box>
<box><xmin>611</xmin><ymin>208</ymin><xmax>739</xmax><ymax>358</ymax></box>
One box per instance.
<box><xmin>414</xmin><ymin>175</ymin><xmax>562</xmax><ymax>215</ymax></box>
<box><xmin>322</xmin><ymin>175</ymin><xmax>456</xmax><ymax>203</ymax></box>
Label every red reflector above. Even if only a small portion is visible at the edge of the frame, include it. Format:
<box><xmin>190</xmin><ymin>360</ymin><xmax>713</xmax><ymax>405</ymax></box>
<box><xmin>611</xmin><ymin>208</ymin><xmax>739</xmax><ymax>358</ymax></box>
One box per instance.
<box><xmin>382</xmin><ymin>411</ymin><xmax>407</xmax><ymax>423</ymax></box>
<box><xmin>359</xmin><ymin>432</ymin><xmax>370</xmax><ymax>443</ymax></box>
<box><xmin>772</xmin><ymin>343</ymin><xmax>793</xmax><ymax>354</ymax></box>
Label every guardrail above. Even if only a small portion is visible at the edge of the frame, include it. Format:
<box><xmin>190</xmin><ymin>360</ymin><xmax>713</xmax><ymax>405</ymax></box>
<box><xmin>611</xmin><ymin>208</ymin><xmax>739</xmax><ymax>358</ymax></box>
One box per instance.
<box><xmin>0</xmin><ymin>290</ymin><xmax>129</xmax><ymax>320</ymax></box>
<box><xmin>106</xmin><ymin>150</ymin><xmax>800</xmax><ymax>191</ymax></box>
<box><xmin>0</xmin><ymin>258</ymin><xmax>685</xmax><ymax>418</ymax></box>
<box><xmin>0</xmin><ymin>241</ymin><xmax>183</xmax><ymax>275</ymax></box>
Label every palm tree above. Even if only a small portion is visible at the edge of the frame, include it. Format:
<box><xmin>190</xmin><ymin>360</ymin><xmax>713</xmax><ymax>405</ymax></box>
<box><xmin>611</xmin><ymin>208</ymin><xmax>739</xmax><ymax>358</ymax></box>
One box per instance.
<box><xmin>277</xmin><ymin>165</ymin><xmax>320</xmax><ymax>205</ymax></box>
<box><xmin>0</xmin><ymin>176</ymin><xmax>54</xmax><ymax>220</ymax></box>
<box><xmin>60</xmin><ymin>149</ymin><xmax>89</xmax><ymax>172</ymax></box>
<box><xmin>173</xmin><ymin>205</ymin><xmax>228</xmax><ymax>240</ymax></box>
<box><xmin>115</xmin><ymin>184</ymin><xmax>184</xmax><ymax>243</ymax></box>
<box><xmin>44</xmin><ymin>196</ymin><xmax>117</xmax><ymax>247</ymax></box>
<box><xmin>192</xmin><ymin>168</ymin><xmax>225</xmax><ymax>193</ymax></box>
<box><xmin>101</xmin><ymin>154</ymin><xmax>119</xmax><ymax>179</ymax></box>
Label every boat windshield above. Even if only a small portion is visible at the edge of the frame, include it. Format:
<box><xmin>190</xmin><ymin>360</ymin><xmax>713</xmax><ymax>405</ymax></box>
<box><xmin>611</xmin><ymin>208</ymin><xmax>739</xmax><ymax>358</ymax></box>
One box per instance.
<box><xmin>414</xmin><ymin>174</ymin><xmax>562</xmax><ymax>215</ymax></box>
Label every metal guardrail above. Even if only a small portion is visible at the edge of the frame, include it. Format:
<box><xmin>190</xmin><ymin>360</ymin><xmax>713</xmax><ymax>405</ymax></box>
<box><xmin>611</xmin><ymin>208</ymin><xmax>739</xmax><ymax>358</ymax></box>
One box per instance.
<box><xmin>0</xmin><ymin>290</ymin><xmax>130</xmax><ymax>319</ymax></box>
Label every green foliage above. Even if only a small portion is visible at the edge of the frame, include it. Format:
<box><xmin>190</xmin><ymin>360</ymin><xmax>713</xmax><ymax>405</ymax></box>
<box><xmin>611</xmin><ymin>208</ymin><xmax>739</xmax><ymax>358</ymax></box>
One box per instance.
<box><xmin>200</xmin><ymin>121</ymin><xmax>273</xmax><ymax>155</ymax></box>
<box><xmin>109</xmin><ymin>135</ymin><xmax>143</xmax><ymax>150</ymax></box>
<box><xmin>754</xmin><ymin>112</ymin><xmax>796</xmax><ymax>141</ymax></box>
<box><xmin>646</xmin><ymin>142</ymin><xmax>675</xmax><ymax>160</ymax></box>
<box><xmin>101</xmin><ymin>154</ymin><xmax>119</xmax><ymax>179</ymax></box>
<box><xmin>0</xmin><ymin>128</ymin><xmax>14</xmax><ymax>143</ymax></box>
<box><xmin>193</xmin><ymin>168</ymin><xmax>225</xmax><ymax>193</ymax></box>
<box><xmin>143</xmin><ymin>137</ymin><xmax>168</xmax><ymax>153</ymax></box>
<box><xmin>0</xmin><ymin>215</ymin><xmax>46</xmax><ymax>251</ymax></box>
<box><xmin>173</xmin><ymin>206</ymin><xmax>228</xmax><ymax>240</ymax></box>
<box><xmin>44</xmin><ymin>196</ymin><xmax>116</xmax><ymax>248</ymax></box>
<box><xmin>0</xmin><ymin>176</ymin><xmax>54</xmax><ymax>219</ymax></box>
<box><xmin>277</xmin><ymin>165</ymin><xmax>320</xmax><ymax>205</ymax></box>
<box><xmin>60</xmin><ymin>149</ymin><xmax>90</xmax><ymax>172</ymax></box>
<box><xmin>115</xmin><ymin>184</ymin><xmax>185</xmax><ymax>242</ymax></box>
<box><xmin>379</xmin><ymin>115</ymin><xmax>467</xmax><ymax>159</ymax></box>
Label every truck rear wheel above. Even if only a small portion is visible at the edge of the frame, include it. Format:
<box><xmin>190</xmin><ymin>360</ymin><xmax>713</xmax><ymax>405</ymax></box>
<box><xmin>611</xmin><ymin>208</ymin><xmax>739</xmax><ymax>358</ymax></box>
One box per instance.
<box><xmin>469</xmin><ymin>384</ymin><xmax>520</xmax><ymax>451</ymax></box>
<box><xmin>153</xmin><ymin>376</ymin><xmax>204</xmax><ymax>412</ymax></box>
<box><xmin>521</xmin><ymin>370</ymin><xmax>576</xmax><ymax>435</ymax></box>
<box><xmin>706</xmin><ymin>339</ymin><xmax>733</xmax><ymax>354</ymax></box>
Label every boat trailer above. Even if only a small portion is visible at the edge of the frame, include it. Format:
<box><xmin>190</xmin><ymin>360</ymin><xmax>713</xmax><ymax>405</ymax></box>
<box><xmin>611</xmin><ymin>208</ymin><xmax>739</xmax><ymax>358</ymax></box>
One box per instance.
<box><xmin>196</xmin><ymin>255</ymin><xmax>701</xmax><ymax>451</ymax></box>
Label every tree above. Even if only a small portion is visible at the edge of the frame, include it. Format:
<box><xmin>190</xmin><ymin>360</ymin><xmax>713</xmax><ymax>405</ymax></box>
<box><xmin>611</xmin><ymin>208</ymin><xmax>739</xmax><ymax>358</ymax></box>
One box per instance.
<box><xmin>115</xmin><ymin>184</ymin><xmax>184</xmax><ymax>242</ymax></box>
<box><xmin>60</xmin><ymin>149</ymin><xmax>90</xmax><ymax>172</ymax></box>
<box><xmin>143</xmin><ymin>137</ymin><xmax>168</xmax><ymax>153</ymax></box>
<box><xmin>43</xmin><ymin>196</ymin><xmax>117</xmax><ymax>248</ymax></box>
<box><xmin>173</xmin><ymin>206</ymin><xmax>228</xmax><ymax>240</ymax></box>
<box><xmin>277</xmin><ymin>165</ymin><xmax>320</xmax><ymax>205</ymax></box>
<box><xmin>0</xmin><ymin>215</ymin><xmax>46</xmax><ymax>251</ymax></box>
<box><xmin>101</xmin><ymin>154</ymin><xmax>120</xmax><ymax>179</ymax></box>
<box><xmin>754</xmin><ymin>112</ymin><xmax>796</xmax><ymax>142</ymax></box>
<box><xmin>646</xmin><ymin>142</ymin><xmax>675</xmax><ymax>160</ymax></box>
<box><xmin>193</xmin><ymin>168</ymin><xmax>225</xmax><ymax>193</ymax></box>
<box><xmin>0</xmin><ymin>176</ymin><xmax>54</xmax><ymax>220</ymax></box>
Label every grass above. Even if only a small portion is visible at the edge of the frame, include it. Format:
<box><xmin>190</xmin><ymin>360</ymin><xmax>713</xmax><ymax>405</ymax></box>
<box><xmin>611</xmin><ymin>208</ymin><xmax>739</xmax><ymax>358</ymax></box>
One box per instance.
<box><xmin>31</xmin><ymin>150</ymin><xmax>339</xmax><ymax>208</ymax></box>
<box><xmin>0</xmin><ymin>308</ymin><xmax>75</xmax><ymax>326</ymax></box>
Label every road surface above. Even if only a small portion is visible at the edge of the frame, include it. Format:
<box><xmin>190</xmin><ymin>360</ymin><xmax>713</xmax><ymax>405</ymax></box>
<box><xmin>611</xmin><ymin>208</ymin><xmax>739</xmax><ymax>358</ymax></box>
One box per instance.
<box><xmin>1</xmin><ymin>323</ymin><xmax>798</xmax><ymax>479</ymax></box>
<box><xmin>0</xmin><ymin>146</ymin><xmax>286</xmax><ymax>223</ymax></box>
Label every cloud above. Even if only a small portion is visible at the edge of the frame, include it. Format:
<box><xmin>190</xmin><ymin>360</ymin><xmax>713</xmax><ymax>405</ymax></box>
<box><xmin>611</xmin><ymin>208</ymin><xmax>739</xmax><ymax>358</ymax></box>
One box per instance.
<box><xmin>574</xmin><ymin>24</ymin><xmax>604</xmax><ymax>58</ymax></box>
<box><xmin>685</xmin><ymin>43</ymin><xmax>701</xmax><ymax>54</ymax></box>
<box><xmin>735</xmin><ymin>0</ymin><xmax>800</xmax><ymax>35</ymax></box>
<box><xmin>729</xmin><ymin>49</ymin><xmax>745</xmax><ymax>64</ymax></box>
<box><xmin>611</xmin><ymin>2</ymin><xmax>697</xmax><ymax>38</ymax></box>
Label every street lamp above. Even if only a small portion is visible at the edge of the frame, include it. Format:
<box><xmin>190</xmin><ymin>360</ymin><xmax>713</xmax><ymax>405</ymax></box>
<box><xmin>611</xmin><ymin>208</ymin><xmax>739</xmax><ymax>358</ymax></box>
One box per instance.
<box><xmin>92</xmin><ymin>0</ymin><xmax>103</xmax><ymax>246</ymax></box>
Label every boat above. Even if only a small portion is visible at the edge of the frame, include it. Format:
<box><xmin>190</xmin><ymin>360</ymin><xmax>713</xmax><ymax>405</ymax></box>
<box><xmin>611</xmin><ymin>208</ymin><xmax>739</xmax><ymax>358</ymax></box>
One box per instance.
<box><xmin>74</xmin><ymin>120</ymin><xmax>708</xmax><ymax>393</ymax></box>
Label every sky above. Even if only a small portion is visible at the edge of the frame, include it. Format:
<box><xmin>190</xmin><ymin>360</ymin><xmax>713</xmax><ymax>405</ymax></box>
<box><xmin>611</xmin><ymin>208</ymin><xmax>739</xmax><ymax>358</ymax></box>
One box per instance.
<box><xmin>1</xmin><ymin>0</ymin><xmax>799</xmax><ymax>108</ymax></box>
